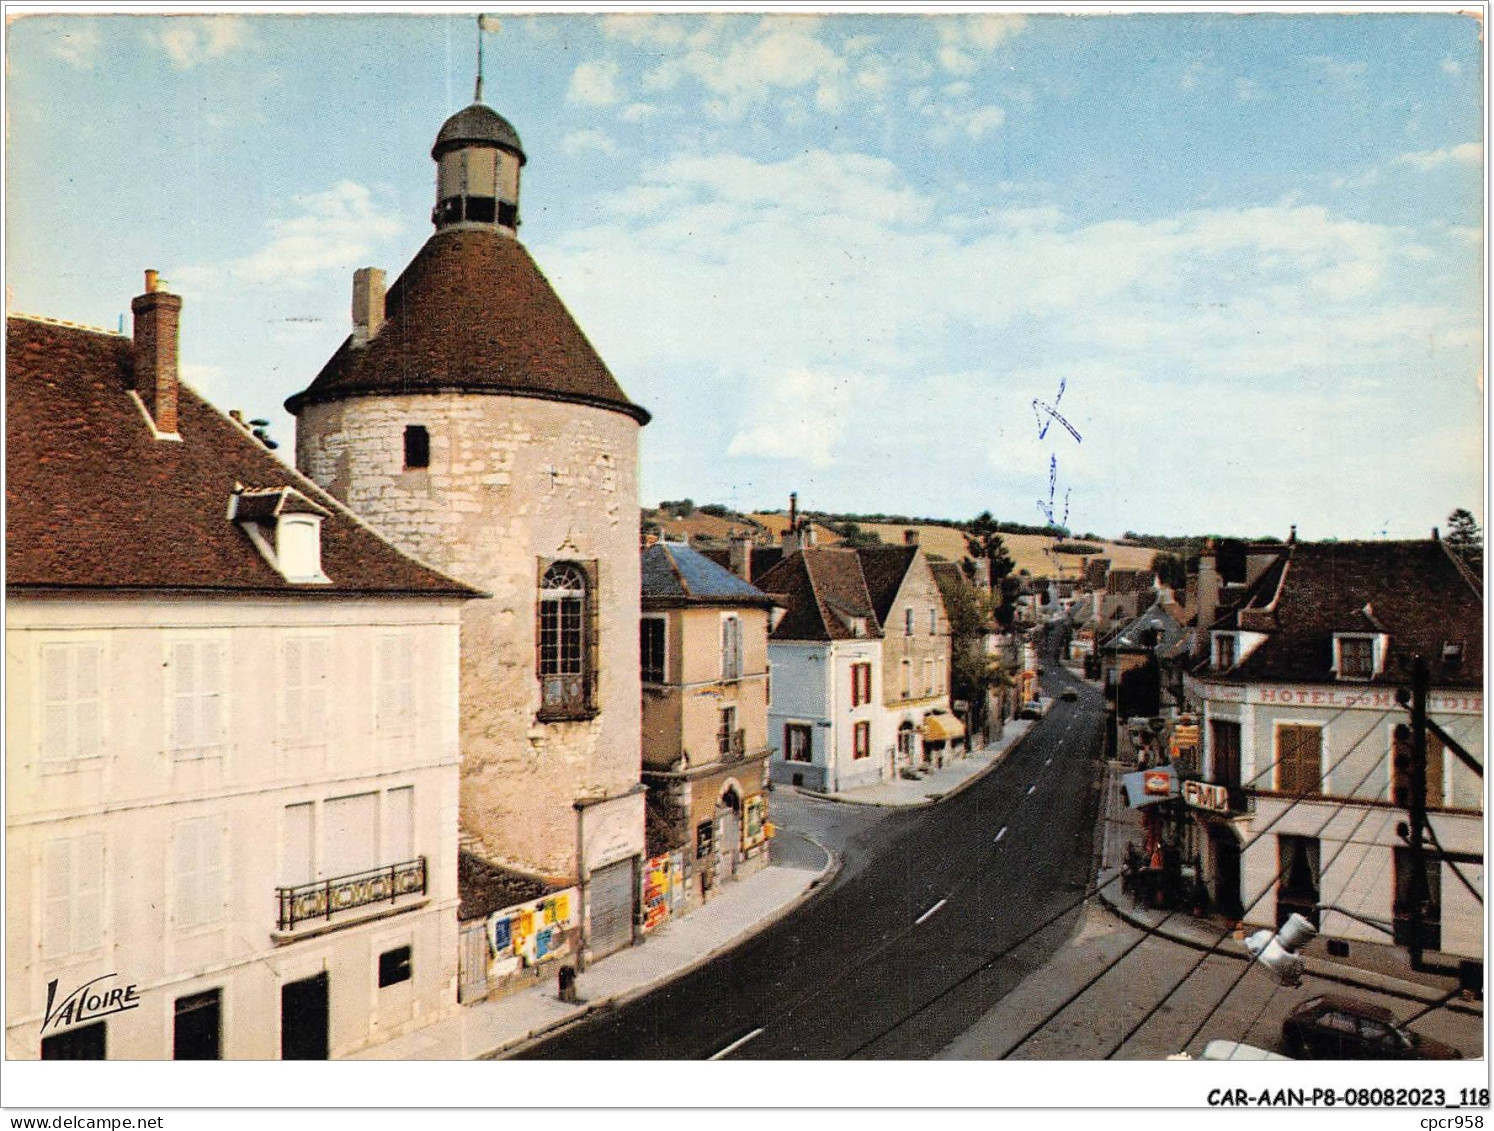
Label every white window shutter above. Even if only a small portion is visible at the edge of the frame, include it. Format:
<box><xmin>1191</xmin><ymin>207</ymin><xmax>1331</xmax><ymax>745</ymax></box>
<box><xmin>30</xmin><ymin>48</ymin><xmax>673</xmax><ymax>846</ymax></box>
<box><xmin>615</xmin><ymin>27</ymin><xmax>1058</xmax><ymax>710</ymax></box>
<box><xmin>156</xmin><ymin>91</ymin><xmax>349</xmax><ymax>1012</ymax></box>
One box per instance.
<box><xmin>172</xmin><ymin>642</ymin><xmax>197</xmax><ymax>752</ymax></box>
<box><xmin>41</xmin><ymin>645</ymin><xmax>70</xmax><ymax>763</ymax></box>
<box><xmin>74</xmin><ymin>646</ymin><xmax>100</xmax><ymax>760</ymax></box>
<box><xmin>200</xmin><ymin>641</ymin><xmax>225</xmax><ymax>748</ymax></box>
<box><xmin>72</xmin><ymin>836</ymin><xmax>103</xmax><ymax>951</ymax></box>
<box><xmin>43</xmin><ymin>840</ymin><xmax>71</xmax><ymax>956</ymax></box>
<box><xmin>282</xmin><ymin>803</ymin><xmax>314</xmax><ymax>886</ymax></box>
<box><xmin>307</xmin><ymin>639</ymin><xmax>328</xmax><ymax>742</ymax></box>
<box><xmin>284</xmin><ymin>639</ymin><xmax>303</xmax><ymax>742</ymax></box>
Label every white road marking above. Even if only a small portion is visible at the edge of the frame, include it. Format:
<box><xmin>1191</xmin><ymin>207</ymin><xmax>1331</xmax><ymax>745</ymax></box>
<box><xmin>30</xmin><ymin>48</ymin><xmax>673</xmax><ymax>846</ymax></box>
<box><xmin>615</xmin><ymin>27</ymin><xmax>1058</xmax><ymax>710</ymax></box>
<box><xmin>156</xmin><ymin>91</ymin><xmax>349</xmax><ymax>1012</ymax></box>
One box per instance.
<box><xmin>994</xmin><ymin>826</ymin><xmax>1007</xmax><ymax>843</ymax></box>
<box><xmin>915</xmin><ymin>898</ymin><xmax>949</xmax><ymax>925</ymax></box>
<box><xmin>1045</xmin><ymin>758</ymin><xmax>1052</xmax><ymax>766</ymax></box>
<box><xmin>709</xmin><ymin>1028</ymin><xmax>764</xmax><ymax>1060</ymax></box>
<box><xmin>1026</xmin><ymin>785</ymin><xmax>1037</xmax><ymax>795</ymax></box>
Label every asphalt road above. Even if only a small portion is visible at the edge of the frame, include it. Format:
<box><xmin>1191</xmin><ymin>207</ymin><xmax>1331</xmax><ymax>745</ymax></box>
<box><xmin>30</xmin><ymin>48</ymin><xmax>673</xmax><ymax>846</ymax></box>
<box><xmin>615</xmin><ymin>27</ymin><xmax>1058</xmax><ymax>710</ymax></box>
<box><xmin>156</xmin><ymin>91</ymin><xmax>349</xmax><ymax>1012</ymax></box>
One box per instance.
<box><xmin>516</xmin><ymin>624</ymin><xmax>1105</xmax><ymax>1060</ymax></box>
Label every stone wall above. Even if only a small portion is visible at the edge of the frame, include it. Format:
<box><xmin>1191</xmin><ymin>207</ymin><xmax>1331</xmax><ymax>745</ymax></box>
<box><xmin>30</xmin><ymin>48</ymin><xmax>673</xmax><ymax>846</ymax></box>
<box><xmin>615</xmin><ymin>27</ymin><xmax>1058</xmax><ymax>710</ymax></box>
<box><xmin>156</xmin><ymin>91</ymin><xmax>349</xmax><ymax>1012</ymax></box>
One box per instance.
<box><xmin>296</xmin><ymin>392</ymin><xmax>643</xmax><ymax>879</ymax></box>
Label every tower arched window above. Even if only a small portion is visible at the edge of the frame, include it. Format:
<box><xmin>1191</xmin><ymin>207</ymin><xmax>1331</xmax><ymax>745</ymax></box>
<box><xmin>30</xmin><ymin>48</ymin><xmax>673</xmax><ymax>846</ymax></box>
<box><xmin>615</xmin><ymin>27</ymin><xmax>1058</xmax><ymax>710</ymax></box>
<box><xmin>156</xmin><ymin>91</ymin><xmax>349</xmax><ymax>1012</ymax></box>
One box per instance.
<box><xmin>538</xmin><ymin>561</ymin><xmax>596</xmax><ymax>719</ymax></box>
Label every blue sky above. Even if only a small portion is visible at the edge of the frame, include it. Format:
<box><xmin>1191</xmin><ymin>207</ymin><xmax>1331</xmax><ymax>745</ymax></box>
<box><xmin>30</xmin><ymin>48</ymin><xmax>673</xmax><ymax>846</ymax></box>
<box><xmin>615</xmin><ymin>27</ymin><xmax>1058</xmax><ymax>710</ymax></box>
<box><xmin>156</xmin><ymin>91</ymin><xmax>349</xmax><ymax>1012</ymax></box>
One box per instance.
<box><xmin>5</xmin><ymin>9</ymin><xmax>1484</xmax><ymax>540</ymax></box>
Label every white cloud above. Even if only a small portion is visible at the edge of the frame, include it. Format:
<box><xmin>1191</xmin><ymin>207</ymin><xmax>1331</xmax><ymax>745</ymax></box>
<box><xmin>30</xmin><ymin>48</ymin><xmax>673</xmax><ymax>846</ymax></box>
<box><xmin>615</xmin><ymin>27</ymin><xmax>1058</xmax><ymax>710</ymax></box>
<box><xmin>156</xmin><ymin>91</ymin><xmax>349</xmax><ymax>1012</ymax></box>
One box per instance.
<box><xmin>568</xmin><ymin>60</ymin><xmax>623</xmax><ymax>107</ymax></box>
<box><xmin>50</xmin><ymin>23</ymin><xmax>101</xmax><ymax>69</ymax></box>
<box><xmin>563</xmin><ymin>129</ymin><xmax>618</xmax><ymax>156</ymax></box>
<box><xmin>176</xmin><ymin>181</ymin><xmax>401</xmax><ymax>291</ymax></box>
<box><xmin>1395</xmin><ymin>142</ymin><xmax>1482</xmax><ymax>170</ymax></box>
<box><xmin>620</xmin><ymin>102</ymin><xmax>657</xmax><ymax>122</ymax></box>
<box><xmin>151</xmin><ymin>16</ymin><xmax>248</xmax><ymax>69</ymax></box>
<box><xmin>1441</xmin><ymin>57</ymin><xmax>1461</xmax><ymax>76</ymax></box>
<box><xmin>936</xmin><ymin>14</ymin><xmax>1026</xmax><ymax>74</ymax></box>
<box><xmin>536</xmin><ymin>143</ymin><xmax>1478</xmax><ymax>535</ymax></box>
<box><xmin>726</xmin><ymin>368</ymin><xmax>857</xmax><ymax>466</ymax></box>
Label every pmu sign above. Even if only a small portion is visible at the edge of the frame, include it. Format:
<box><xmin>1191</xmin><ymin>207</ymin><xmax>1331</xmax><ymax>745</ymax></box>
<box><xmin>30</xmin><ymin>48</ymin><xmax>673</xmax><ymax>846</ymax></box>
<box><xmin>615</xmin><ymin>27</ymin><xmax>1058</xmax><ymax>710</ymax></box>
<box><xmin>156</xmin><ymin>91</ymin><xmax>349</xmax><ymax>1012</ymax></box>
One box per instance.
<box><xmin>1183</xmin><ymin>780</ymin><xmax>1232</xmax><ymax>813</ymax></box>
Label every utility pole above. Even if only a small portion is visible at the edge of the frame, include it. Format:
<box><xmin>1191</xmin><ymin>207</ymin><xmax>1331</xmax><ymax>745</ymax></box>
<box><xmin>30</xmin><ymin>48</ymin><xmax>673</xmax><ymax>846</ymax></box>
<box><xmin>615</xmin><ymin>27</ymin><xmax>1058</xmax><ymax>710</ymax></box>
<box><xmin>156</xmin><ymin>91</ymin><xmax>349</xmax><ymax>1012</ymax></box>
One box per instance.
<box><xmin>1406</xmin><ymin>654</ymin><xmax>1431</xmax><ymax>971</ymax></box>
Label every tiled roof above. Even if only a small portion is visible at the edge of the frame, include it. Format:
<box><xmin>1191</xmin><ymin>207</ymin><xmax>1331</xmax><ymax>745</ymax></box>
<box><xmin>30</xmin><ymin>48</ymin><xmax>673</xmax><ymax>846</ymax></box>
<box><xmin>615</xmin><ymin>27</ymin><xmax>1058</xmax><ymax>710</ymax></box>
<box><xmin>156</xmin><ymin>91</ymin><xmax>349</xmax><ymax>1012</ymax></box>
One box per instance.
<box><xmin>1208</xmin><ymin>540</ymin><xmax>1482</xmax><ymax>687</ymax></box>
<box><xmin>285</xmin><ymin>228</ymin><xmax>649</xmax><ymax>424</ymax></box>
<box><xmin>7</xmin><ymin>316</ymin><xmax>481</xmax><ymax>598</ymax></box>
<box><xmin>700</xmin><ymin>544</ymin><xmax>784</xmax><ymax>585</ymax></box>
<box><xmin>757</xmin><ymin>547</ymin><xmax>882</xmax><ymax>641</ymax></box>
<box><xmin>457</xmin><ymin>851</ymin><xmax>560</xmax><ymax>921</ymax></box>
<box><xmin>1105</xmin><ymin>600</ymin><xmax>1186</xmax><ymax>654</ymax></box>
<box><xmin>641</xmin><ymin>542</ymin><xmax>776</xmax><ymax>608</ymax></box>
<box><xmin>854</xmin><ymin>545</ymin><xmax>920</xmax><ymax>624</ymax></box>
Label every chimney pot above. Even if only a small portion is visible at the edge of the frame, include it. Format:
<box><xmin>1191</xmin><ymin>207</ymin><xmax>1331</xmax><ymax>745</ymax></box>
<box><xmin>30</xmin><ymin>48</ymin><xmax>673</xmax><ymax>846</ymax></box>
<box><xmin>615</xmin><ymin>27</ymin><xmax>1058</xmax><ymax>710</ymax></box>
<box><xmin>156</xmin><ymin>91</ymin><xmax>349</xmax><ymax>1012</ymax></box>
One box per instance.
<box><xmin>131</xmin><ymin>274</ymin><xmax>183</xmax><ymax>436</ymax></box>
<box><xmin>728</xmin><ymin>533</ymin><xmax>753</xmax><ymax>581</ymax></box>
<box><xmin>351</xmin><ymin>267</ymin><xmax>387</xmax><ymax>347</ymax></box>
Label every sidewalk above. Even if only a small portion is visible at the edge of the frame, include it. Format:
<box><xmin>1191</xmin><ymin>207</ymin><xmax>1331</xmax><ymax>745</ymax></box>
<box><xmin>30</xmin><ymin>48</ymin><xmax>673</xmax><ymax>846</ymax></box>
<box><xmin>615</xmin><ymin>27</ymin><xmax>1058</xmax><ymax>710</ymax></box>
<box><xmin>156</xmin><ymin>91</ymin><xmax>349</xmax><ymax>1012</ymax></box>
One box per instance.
<box><xmin>346</xmin><ymin>835</ymin><xmax>834</xmax><ymax>1060</ymax></box>
<box><xmin>1094</xmin><ymin>760</ymin><xmax>1477</xmax><ymax>1012</ymax></box>
<box><xmin>803</xmin><ymin>719</ymin><xmax>1035</xmax><ymax>807</ymax></box>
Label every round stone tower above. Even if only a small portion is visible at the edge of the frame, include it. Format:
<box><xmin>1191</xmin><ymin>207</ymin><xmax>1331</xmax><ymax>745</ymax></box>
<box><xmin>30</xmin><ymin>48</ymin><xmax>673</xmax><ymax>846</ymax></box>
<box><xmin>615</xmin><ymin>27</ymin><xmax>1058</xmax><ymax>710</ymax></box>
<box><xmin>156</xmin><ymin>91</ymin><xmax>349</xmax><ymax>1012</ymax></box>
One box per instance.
<box><xmin>286</xmin><ymin>100</ymin><xmax>650</xmax><ymax>942</ymax></box>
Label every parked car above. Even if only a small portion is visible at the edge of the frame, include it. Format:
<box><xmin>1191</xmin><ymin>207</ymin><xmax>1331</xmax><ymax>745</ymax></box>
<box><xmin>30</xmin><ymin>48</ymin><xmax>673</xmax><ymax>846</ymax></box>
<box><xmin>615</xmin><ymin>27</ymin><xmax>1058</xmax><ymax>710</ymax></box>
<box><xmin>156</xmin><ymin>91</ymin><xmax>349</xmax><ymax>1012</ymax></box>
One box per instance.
<box><xmin>1199</xmin><ymin>1040</ymin><xmax>1291</xmax><ymax>1061</ymax></box>
<box><xmin>1018</xmin><ymin>700</ymin><xmax>1044</xmax><ymax>720</ymax></box>
<box><xmin>1281</xmin><ymin>995</ymin><xmax>1463</xmax><ymax>1060</ymax></box>
<box><xmin>1060</xmin><ymin>689</ymin><xmax>1078</xmax><ymax>702</ymax></box>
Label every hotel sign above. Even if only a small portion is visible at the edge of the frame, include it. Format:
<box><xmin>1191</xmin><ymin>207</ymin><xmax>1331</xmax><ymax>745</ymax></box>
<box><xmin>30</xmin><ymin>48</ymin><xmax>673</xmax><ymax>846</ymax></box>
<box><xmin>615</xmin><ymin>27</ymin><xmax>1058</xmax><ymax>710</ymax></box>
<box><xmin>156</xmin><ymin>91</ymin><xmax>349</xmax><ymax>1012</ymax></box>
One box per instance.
<box><xmin>1186</xmin><ymin>677</ymin><xmax>1482</xmax><ymax>716</ymax></box>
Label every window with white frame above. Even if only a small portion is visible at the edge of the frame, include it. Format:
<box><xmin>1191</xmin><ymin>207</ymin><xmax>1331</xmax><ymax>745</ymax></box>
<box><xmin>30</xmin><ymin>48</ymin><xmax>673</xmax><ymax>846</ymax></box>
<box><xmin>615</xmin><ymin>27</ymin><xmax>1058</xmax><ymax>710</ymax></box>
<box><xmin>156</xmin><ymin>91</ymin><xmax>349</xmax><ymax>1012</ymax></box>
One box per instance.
<box><xmin>375</xmin><ymin>634</ymin><xmax>414</xmax><ymax>736</ymax></box>
<box><xmin>169</xmin><ymin>639</ymin><xmax>226</xmax><ymax>760</ymax></box>
<box><xmin>282</xmin><ymin>802</ymin><xmax>315</xmax><ymax>886</ymax></box>
<box><xmin>904</xmin><ymin>607</ymin><xmax>914</xmax><ymax>636</ymax></box>
<box><xmin>1214</xmin><ymin>633</ymin><xmax>1236</xmax><ymax>671</ymax></box>
<box><xmin>283</xmin><ymin>636</ymin><xmax>329</xmax><ymax>747</ymax></box>
<box><xmin>720</xmin><ymin>615</ymin><xmax>743</xmax><ymax>680</ymax></box>
<box><xmin>386</xmin><ymin>786</ymin><xmax>415</xmax><ymax>862</ymax></box>
<box><xmin>40</xmin><ymin>642</ymin><xmax>102</xmax><ymax>766</ymax></box>
<box><xmin>640</xmin><ymin>617</ymin><xmax>666</xmax><ymax>684</ymax></box>
<box><xmin>923</xmin><ymin>658</ymin><xmax>935</xmax><ymax>696</ymax></box>
<box><xmin>43</xmin><ymin>834</ymin><xmax>104</xmax><ymax>959</ymax></box>
<box><xmin>324</xmin><ymin>792</ymin><xmax>379</xmax><ymax>878</ymax></box>
<box><xmin>929</xmin><ymin>608</ymin><xmax>937</xmax><ymax>635</ymax></box>
<box><xmin>901</xmin><ymin>659</ymin><xmax>912</xmax><ymax>699</ymax></box>
<box><xmin>172</xmin><ymin>817</ymin><xmax>225</xmax><ymax>930</ymax></box>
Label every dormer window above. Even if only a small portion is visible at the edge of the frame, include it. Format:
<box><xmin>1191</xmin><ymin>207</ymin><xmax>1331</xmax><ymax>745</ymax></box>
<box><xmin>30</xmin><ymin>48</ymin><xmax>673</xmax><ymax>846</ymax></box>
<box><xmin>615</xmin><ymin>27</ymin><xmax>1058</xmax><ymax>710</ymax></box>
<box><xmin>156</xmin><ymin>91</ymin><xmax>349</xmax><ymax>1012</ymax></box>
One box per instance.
<box><xmin>1334</xmin><ymin>634</ymin><xmax>1376</xmax><ymax>680</ymax></box>
<box><xmin>275</xmin><ymin>515</ymin><xmax>325</xmax><ymax>583</ymax></box>
<box><xmin>1442</xmin><ymin>641</ymin><xmax>1465</xmax><ymax>672</ymax></box>
<box><xmin>1213</xmin><ymin>632</ymin><xmax>1236</xmax><ymax>670</ymax></box>
<box><xmin>231</xmin><ymin>486</ymin><xmax>332</xmax><ymax>585</ymax></box>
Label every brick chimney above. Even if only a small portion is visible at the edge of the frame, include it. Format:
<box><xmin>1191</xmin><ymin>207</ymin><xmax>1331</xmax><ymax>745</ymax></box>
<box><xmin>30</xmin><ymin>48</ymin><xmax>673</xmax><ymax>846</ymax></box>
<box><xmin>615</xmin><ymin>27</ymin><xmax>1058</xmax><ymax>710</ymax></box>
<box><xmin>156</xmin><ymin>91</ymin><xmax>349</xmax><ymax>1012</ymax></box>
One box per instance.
<box><xmin>351</xmin><ymin>267</ymin><xmax>386</xmax><ymax>347</ymax></box>
<box><xmin>728</xmin><ymin>533</ymin><xmax>753</xmax><ymax>581</ymax></box>
<box><xmin>131</xmin><ymin>269</ymin><xmax>182</xmax><ymax>435</ymax></box>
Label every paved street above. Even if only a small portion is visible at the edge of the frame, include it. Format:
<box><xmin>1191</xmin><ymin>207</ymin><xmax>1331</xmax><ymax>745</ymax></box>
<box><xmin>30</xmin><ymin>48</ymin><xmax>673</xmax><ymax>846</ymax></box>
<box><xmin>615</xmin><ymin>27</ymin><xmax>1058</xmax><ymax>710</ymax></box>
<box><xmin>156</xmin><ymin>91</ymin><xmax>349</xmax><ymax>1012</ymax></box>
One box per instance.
<box><xmin>515</xmin><ymin>626</ymin><xmax>1108</xmax><ymax>1060</ymax></box>
<box><xmin>940</xmin><ymin>901</ymin><xmax>1484</xmax><ymax>1060</ymax></box>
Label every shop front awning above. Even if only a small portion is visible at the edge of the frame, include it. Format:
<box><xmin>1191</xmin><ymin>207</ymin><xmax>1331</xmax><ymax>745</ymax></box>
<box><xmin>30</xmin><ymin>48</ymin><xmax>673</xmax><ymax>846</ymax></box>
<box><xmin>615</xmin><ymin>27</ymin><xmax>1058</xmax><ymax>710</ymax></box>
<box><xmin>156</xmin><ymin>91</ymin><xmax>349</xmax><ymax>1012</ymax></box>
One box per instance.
<box><xmin>1121</xmin><ymin>765</ymin><xmax>1178</xmax><ymax>808</ymax></box>
<box><xmin>923</xmin><ymin>714</ymin><xmax>966</xmax><ymax>743</ymax></box>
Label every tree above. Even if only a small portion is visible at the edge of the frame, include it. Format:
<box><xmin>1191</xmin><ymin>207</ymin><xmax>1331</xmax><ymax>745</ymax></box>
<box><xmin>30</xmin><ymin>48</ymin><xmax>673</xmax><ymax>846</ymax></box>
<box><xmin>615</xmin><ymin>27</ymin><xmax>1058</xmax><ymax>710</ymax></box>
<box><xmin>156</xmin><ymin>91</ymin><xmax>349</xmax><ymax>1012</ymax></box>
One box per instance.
<box><xmin>1152</xmin><ymin>550</ymin><xmax>1188</xmax><ymax>593</ymax></box>
<box><xmin>965</xmin><ymin>512</ymin><xmax>1016</xmax><ymax>586</ymax></box>
<box><xmin>835</xmin><ymin>521</ymin><xmax>883</xmax><ymax>548</ymax></box>
<box><xmin>1446</xmin><ymin>508</ymin><xmax>1482</xmax><ymax>571</ymax></box>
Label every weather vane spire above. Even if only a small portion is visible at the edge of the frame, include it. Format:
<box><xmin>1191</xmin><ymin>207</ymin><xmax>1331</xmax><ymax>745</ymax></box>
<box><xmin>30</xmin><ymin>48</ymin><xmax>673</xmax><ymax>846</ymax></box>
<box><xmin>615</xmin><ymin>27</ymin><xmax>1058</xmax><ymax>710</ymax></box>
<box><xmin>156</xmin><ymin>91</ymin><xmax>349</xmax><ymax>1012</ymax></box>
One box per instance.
<box><xmin>475</xmin><ymin>14</ymin><xmax>501</xmax><ymax>103</ymax></box>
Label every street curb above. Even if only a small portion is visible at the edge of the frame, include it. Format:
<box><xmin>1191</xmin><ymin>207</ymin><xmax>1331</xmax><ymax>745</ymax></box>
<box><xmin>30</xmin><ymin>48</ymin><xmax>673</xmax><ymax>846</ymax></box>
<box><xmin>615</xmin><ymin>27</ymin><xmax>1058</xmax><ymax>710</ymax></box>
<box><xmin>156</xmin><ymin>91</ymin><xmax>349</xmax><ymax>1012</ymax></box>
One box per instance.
<box><xmin>795</xmin><ymin>724</ymin><xmax>1037</xmax><ymax>810</ymax></box>
<box><xmin>487</xmin><ymin>834</ymin><xmax>842</xmax><ymax>1060</ymax></box>
<box><xmin>1095</xmin><ymin>882</ymin><xmax>1482</xmax><ymax>1016</ymax></box>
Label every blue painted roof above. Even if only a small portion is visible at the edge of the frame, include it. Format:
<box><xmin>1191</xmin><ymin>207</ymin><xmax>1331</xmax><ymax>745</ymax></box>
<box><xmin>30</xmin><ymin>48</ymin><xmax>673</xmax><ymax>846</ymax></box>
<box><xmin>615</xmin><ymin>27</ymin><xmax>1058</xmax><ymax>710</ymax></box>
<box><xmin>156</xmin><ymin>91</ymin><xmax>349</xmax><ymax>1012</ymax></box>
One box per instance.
<box><xmin>641</xmin><ymin>542</ymin><xmax>775</xmax><ymax>606</ymax></box>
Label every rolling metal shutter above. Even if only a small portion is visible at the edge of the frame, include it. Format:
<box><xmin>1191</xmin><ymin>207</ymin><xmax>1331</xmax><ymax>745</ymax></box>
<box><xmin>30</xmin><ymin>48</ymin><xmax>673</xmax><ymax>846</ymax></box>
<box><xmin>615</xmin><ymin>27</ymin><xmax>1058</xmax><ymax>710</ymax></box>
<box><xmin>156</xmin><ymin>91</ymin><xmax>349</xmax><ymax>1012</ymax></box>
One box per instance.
<box><xmin>588</xmin><ymin>857</ymin><xmax>635</xmax><ymax>960</ymax></box>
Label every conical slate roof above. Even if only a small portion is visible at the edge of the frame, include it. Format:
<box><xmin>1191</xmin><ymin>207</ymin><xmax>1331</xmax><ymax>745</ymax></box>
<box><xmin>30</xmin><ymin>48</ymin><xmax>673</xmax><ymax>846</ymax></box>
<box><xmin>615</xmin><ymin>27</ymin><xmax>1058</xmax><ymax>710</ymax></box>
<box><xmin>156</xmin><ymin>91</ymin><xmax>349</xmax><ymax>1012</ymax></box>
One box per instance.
<box><xmin>285</xmin><ymin>227</ymin><xmax>649</xmax><ymax>423</ymax></box>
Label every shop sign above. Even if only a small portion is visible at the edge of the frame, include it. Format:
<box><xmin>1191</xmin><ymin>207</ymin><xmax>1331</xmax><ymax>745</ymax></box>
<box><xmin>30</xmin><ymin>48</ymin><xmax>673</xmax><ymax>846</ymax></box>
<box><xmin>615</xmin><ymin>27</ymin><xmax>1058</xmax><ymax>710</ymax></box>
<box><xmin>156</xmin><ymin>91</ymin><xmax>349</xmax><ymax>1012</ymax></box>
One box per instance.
<box><xmin>1143</xmin><ymin>770</ymin><xmax>1172</xmax><ymax>796</ymax></box>
<box><xmin>1183</xmin><ymin>780</ymin><xmax>1232</xmax><ymax>813</ymax></box>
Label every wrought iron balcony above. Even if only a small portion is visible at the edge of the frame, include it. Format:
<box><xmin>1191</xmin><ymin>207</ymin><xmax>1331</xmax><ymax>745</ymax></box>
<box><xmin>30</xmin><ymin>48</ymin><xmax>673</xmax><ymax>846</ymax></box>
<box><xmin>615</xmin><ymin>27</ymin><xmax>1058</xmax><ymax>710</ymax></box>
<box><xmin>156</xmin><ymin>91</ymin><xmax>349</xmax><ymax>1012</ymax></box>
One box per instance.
<box><xmin>538</xmin><ymin>672</ymin><xmax>596</xmax><ymax>721</ymax></box>
<box><xmin>718</xmin><ymin>727</ymin><xmax>748</xmax><ymax>761</ymax></box>
<box><xmin>276</xmin><ymin>857</ymin><xmax>427</xmax><ymax>932</ymax></box>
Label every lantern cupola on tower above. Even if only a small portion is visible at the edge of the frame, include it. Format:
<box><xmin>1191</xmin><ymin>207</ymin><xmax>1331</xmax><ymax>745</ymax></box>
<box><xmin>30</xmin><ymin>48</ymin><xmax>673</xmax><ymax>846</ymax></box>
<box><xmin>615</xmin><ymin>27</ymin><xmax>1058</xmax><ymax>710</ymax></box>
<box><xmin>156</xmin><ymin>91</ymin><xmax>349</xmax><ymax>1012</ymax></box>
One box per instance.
<box><xmin>431</xmin><ymin>102</ymin><xmax>526</xmax><ymax>234</ymax></box>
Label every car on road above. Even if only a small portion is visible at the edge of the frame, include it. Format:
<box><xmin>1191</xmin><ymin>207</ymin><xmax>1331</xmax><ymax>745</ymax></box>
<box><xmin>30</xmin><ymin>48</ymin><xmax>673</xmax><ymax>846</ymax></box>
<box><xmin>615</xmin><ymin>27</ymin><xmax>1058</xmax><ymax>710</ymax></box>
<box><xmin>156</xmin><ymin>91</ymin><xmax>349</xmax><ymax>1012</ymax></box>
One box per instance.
<box><xmin>1018</xmin><ymin>700</ymin><xmax>1044</xmax><ymax>720</ymax></box>
<box><xmin>1060</xmin><ymin>689</ymin><xmax>1078</xmax><ymax>702</ymax></box>
<box><xmin>1281</xmin><ymin>995</ymin><xmax>1463</xmax><ymax>1060</ymax></box>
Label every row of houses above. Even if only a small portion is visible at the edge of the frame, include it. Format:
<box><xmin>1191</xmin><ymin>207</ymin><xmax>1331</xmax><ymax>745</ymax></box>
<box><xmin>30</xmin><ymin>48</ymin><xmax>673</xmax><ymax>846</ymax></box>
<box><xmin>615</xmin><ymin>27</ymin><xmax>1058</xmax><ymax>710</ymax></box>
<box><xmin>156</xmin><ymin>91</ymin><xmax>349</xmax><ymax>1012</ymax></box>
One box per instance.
<box><xmin>6</xmin><ymin>88</ymin><xmax>974</xmax><ymax>1060</ymax></box>
<box><xmin>1074</xmin><ymin>537</ymin><xmax>1484</xmax><ymax>964</ymax></box>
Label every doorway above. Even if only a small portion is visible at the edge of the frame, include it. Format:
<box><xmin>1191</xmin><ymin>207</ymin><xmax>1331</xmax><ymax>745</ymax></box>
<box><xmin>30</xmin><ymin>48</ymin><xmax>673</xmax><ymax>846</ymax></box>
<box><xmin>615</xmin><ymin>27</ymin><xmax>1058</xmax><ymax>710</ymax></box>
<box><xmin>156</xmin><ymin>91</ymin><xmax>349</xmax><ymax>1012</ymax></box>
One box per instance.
<box><xmin>281</xmin><ymin>971</ymin><xmax>329</xmax><ymax>1060</ymax></box>
<box><xmin>1210</xmin><ymin>827</ymin><xmax>1243</xmax><ymax>919</ymax></box>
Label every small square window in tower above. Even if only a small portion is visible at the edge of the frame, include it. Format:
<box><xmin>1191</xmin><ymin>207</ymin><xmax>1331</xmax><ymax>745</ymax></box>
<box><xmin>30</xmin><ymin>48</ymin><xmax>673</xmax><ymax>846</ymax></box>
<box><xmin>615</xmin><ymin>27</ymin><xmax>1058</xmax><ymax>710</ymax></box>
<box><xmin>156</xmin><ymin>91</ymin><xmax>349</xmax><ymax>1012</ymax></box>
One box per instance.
<box><xmin>403</xmin><ymin>425</ymin><xmax>430</xmax><ymax>470</ymax></box>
